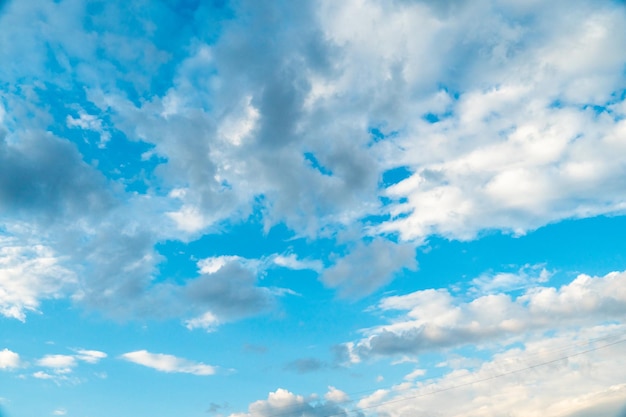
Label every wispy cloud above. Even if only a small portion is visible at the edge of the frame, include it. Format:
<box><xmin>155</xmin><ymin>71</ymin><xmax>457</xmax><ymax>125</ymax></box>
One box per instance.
<box><xmin>120</xmin><ymin>350</ymin><xmax>216</xmax><ymax>376</ymax></box>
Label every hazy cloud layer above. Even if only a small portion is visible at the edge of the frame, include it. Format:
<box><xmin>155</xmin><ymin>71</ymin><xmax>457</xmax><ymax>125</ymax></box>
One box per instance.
<box><xmin>240</xmin><ymin>326</ymin><xmax>626</xmax><ymax>417</ymax></box>
<box><xmin>359</xmin><ymin>327</ymin><xmax>626</xmax><ymax>417</ymax></box>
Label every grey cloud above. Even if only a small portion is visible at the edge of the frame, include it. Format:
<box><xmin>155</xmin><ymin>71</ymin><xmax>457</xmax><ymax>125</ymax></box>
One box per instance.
<box><xmin>184</xmin><ymin>262</ymin><xmax>274</xmax><ymax>320</ymax></box>
<box><xmin>284</xmin><ymin>357</ymin><xmax>326</xmax><ymax>374</ymax></box>
<box><xmin>0</xmin><ymin>131</ymin><xmax>114</xmax><ymax>222</ymax></box>
<box><xmin>321</xmin><ymin>238</ymin><xmax>417</xmax><ymax>298</ymax></box>
<box><xmin>243</xmin><ymin>344</ymin><xmax>267</xmax><ymax>354</ymax></box>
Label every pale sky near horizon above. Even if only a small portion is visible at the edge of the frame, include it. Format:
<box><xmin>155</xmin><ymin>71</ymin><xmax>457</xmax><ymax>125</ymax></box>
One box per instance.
<box><xmin>2</xmin><ymin>0</ymin><xmax>626</xmax><ymax>416</ymax></box>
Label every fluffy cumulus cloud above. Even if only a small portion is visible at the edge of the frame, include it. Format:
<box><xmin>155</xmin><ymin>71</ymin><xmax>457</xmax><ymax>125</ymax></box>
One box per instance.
<box><xmin>120</xmin><ymin>350</ymin><xmax>216</xmax><ymax>376</ymax></box>
<box><xmin>1</xmin><ymin>0</ymin><xmax>626</xmax><ymax>322</ymax></box>
<box><xmin>344</xmin><ymin>269</ymin><xmax>626</xmax><ymax>360</ymax></box>
<box><xmin>0</xmin><ymin>348</ymin><xmax>19</xmax><ymax>370</ymax></box>
<box><xmin>228</xmin><ymin>388</ymin><xmax>356</xmax><ymax>417</ymax></box>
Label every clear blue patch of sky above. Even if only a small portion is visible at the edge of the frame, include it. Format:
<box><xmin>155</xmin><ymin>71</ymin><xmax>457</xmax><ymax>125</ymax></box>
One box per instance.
<box><xmin>304</xmin><ymin>152</ymin><xmax>333</xmax><ymax>176</ymax></box>
<box><xmin>368</xmin><ymin>126</ymin><xmax>400</xmax><ymax>145</ymax></box>
<box><xmin>381</xmin><ymin>166</ymin><xmax>412</xmax><ymax>187</ymax></box>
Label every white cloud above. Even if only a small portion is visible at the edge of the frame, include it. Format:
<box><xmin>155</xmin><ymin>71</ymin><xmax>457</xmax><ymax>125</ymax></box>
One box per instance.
<box><xmin>404</xmin><ymin>368</ymin><xmax>427</xmax><ymax>381</ymax></box>
<box><xmin>272</xmin><ymin>254</ymin><xmax>323</xmax><ymax>272</ymax></box>
<box><xmin>0</xmin><ymin>348</ymin><xmax>20</xmax><ymax>369</ymax></box>
<box><xmin>66</xmin><ymin>111</ymin><xmax>110</xmax><ymax>148</ymax></box>
<box><xmin>229</xmin><ymin>388</ymin><xmax>352</xmax><ymax>417</ymax></box>
<box><xmin>74</xmin><ymin>349</ymin><xmax>107</xmax><ymax>364</ymax></box>
<box><xmin>52</xmin><ymin>408</ymin><xmax>67</xmax><ymax>416</ymax></box>
<box><xmin>0</xmin><ymin>237</ymin><xmax>76</xmax><ymax>321</ymax></box>
<box><xmin>120</xmin><ymin>350</ymin><xmax>216</xmax><ymax>376</ymax></box>
<box><xmin>470</xmin><ymin>264</ymin><xmax>552</xmax><ymax>294</ymax></box>
<box><xmin>184</xmin><ymin>311</ymin><xmax>220</xmax><ymax>332</ymax></box>
<box><xmin>197</xmin><ymin>256</ymin><xmax>255</xmax><ymax>274</ymax></box>
<box><xmin>349</xmin><ymin>269</ymin><xmax>626</xmax><ymax>359</ymax></box>
<box><xmin>356</xmin><ymin>326</ymin><xmax>626</xmax><ymax>417</ymax></box>
<box><xmin>233</xmin><ymin>327</ymin><xmax>626</xmax><ymax>417</ymax></box>
<box><xmin>324</xmin><ymin>386</ymin><xmax>349</xmax><ymax>403</ymax></box>
<box><xmin>33</xmin><ymin>371</ymin><xmax>54</xmax><ymax>380</ymax></box>
<box><xmin>37</xmin><ymin>354</ymin><xmax>77</xmax><ymax>371</ymax></box>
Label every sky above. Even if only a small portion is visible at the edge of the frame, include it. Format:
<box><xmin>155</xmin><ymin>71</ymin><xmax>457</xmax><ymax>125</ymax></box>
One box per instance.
<box><xmin>1</xmin><ymin>0</ymin><xmax>626</xmax><ymax>416</ymax></box>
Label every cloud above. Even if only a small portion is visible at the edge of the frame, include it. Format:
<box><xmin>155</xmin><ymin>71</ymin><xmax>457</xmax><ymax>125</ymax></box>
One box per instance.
<box><xmin>235</xmin><ymin>327</ymin><xmax>626</xmax><ymax>417</ymax></box>
<box><xmin>324</xmin><ymin>386</ymin><xmax>349</xmax><ymax>403</ymax></box>
<box><xmin>353</xmin><ymin>326</ymin><xmax>626</xmax><ymax>417</ymax></box>
<box><xmin>66</xmin><ymin>110</ymin><xmax>110</xmax><ymax>148</ymax></box>
<box><xmin>272</xmin><ymin>254</ymin><xmax>323</xmax><ymax>272</ymax></box>
<box><xmin>33</xmin><ymin>371</ymin><xmax>55</xmax><ymax>380</ymax></box>
<box><xmin>0</xmin><ymin>130</ymin><xmax>114</xmax><ymax>222</ymax></box>
<box><xmin>363</xmin><ymin>0</ymin><xmax>626</xmax><ymax>242</ymax></box>
<box><xmin>0</xmin><ymin>237</ymin><xmax>76</xmax><ymax>321</ymax></box>
<box><xmin>37</xmin><ymin>354</ymin><xmax>77</xmax><ymax>372</ymax></box>
<box><xmin>120</xmin><ymin>350</ymin><xmax>216</xmax><ymax>376</ymax></box>
<box><xmin>183</xmin><ymin>260</ymin><xmax>274</xmax><ymax>321</ymax></box>
<box><xmin>284</xmin><ymin>358</ymin><xmax>326</xmax><ymax>374</ymax></box>
<box><xmin>0</xmin><ymin>348</ymin><xmax>19</xmax><ymax>369</ymax></box>
<box><xmin>184</xmin><ymin>311</ymin><xmax>220</xmax><ymax>332</ymax></box>
<box><xmin>347</xmin><ymin>269</ymin><xmax>626</xmax><ymax>360</ymax></box>
<box><xmin>321</xmin><ymin>238</ymin><xmax>417</xmax><ymax>298</ymax></box>
<box><xmin>404</xmin><ymin>368</ymin><xmax>427</xmax><ymax>381</ymax></box>
<box><xmin>228</xmin><ymin>388</ymin><xmax>356</xmax><ymax>417</ymax></box>
<box><xmin>74</xmin><ymin>349</ymin><xmax>107</xmax><ymax>364</ymax></box>
<box><xmin>470</xmin><ymin>264</ymin><xmax>552</xmax><ymax>295</ymax></box>
<box><xmin>52</xmin><ymin>409</ymin><xmax>67</xmax><ymax>416</ymax></box>
<box><xmin>1</xmin><ymin>0</ymin><xmax>626</xmax><ymax>326</ymax></box>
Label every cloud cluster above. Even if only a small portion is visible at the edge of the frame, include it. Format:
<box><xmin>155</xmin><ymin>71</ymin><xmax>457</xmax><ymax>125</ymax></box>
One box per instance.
<box><xmin>358</xmin><ymin>326</ymin><xmax>626</xmax><ymax>417</ymax></box>
<box><xmin>343</xmin><ymin>269</ymin><xmax>626</xmax><ymax>360</ymax></box>
<box><xmin>33</xmin><ymin>349</ymin><xmax>107</xmax><ymax>382</ymax></box>
<box><xmin>1</xmin><ymin>0</ymin><xmax>626</xmax><ymax>323</ymax></box>
<box><xmin>237</xmin><ymin>326</ymin><xmax>626</xmax><ymax>417</ymax></box>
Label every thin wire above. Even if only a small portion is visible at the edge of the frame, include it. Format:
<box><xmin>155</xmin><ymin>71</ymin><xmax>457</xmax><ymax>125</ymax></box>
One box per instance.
<box><xmin>321</xmin><ymin>336</ymin><xmax>626</xmax><ymax>417</ymax></box>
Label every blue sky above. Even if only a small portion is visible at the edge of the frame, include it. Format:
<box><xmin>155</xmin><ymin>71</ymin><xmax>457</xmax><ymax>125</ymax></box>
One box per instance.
<box><xmin>2</xmin><ymin>0</ymin><xmax>626</xmax><ymax>416</ymax></box>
